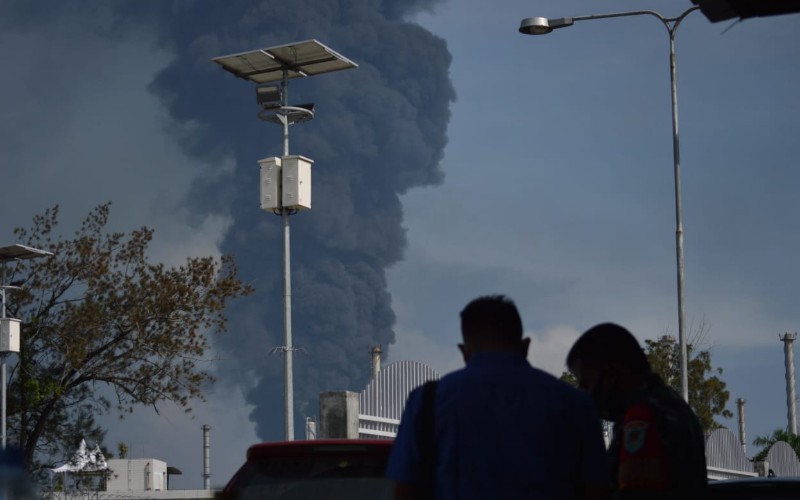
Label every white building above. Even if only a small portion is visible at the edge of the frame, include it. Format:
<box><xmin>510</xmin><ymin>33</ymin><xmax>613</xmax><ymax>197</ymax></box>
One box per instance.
<box><xmin>358</xmin><ymin>360</ymin><xmax>439</xmax><ymax>439</ymax></box>
<box><xmin>106</xmin><ymin>458</ymin><xmax>168</xmax><ymax>492</ymax></box>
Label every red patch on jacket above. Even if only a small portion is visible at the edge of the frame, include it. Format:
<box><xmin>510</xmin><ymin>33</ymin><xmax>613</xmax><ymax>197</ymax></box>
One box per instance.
<box><xmin>618</xmin><ymin>403</ymin><xmax>669</xmax><ymax>490</ymax></box>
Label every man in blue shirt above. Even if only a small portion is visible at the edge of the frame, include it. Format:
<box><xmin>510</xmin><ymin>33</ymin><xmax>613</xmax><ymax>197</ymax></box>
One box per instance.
<box><xmin>386</xmin><ymin>295</ymin><xmax>610</xmax><ymax>499</ymax></box>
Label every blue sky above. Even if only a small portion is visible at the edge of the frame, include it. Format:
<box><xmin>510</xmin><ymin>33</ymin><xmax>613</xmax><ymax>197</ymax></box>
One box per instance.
<box><xmin>0</xmin><ymin>0</ymin><xmax>799</xmax><ymax>490</ymax></box>
<box><xmin>393</xmin><ymin>0</ymin><xmax>800</xmax><ymax>458</ymax></box>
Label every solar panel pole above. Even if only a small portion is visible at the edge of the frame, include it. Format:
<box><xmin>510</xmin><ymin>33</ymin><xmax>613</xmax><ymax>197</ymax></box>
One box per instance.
<box><xmin>2</xmin><ymin>260</ymin><xmax>19</xmax><ymax>450</ymax></box>
<box><xmin>279</xmin><ymin>67</ymin><xmax>295</xmax><ymax>442</ymax></box>
<box><xmin>212</xmin><ymin>41</ymin><xmax>357</xmax><ymax>441</ymax></box>
<box><xmin>0</xmin><ymin>245</ymin><xmax>53</xmax><ymax>449</ymax></box>
<box><xmin>0</xmin><ymin>261</ymin><xmax>8</xmax><ymax>450</ymax></box>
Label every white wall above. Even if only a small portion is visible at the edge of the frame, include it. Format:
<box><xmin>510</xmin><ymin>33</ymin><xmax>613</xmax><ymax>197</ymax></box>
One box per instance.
<box><xmin>106</xmin><ymin>458</ymin><xmax>168</xmax><ymax>491</ymax></box>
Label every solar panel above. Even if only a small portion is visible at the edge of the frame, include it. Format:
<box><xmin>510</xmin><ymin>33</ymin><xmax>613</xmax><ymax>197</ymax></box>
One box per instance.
<box><xmin>0</xmin><ymin>244</ymin><xmax>53</xmax><ymax>262</ymax></box>
<box><xmin>212</xmin><ymin>39</ymin><xmax>358</xmax><ymax>84</ymax></box>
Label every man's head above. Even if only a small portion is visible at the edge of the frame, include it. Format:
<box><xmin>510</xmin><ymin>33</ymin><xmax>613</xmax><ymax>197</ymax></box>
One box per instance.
<box><xmin>459</xmin><ymin>295</ymin><xmax>529</xmax><ymax>362</ymax></box>
<box><xmin>566</xmin><ymin>323</ymin><xmax>651</xmax><ymax>421</ymax></box>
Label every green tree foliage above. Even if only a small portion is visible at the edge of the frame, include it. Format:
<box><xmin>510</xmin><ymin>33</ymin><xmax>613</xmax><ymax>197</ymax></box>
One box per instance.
<box><xmin>560</xmin><ymin>371</ymin><xmax>578</xmax><ymax>387</ymax></box>
<box><xmin>644</xmin><ymin>334</ymin><xmax>732</xmax><ymax>432</ymax></box>
<box><xmin>4</xmin><ymin>204</ymin><xmax>252</xmax><ymax>475</ymax></box>
<box><xmin>752</xmin><ymin>428</ymin><xmax>800</xmax><ymax>462</ymax></box>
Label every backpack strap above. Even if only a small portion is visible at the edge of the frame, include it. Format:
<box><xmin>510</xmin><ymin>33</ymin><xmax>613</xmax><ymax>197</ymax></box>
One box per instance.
<box><xmin>419</xmin><ymin>380</ymin><xmax>438</xmax><ymax>500</ymax></box>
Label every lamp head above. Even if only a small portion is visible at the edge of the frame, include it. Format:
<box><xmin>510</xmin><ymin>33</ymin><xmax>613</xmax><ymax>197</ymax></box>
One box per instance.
<box><xmin>256</xmin><ymin>84</ymin><xmax>283</xmax><ymax>110</ymax></box>
<box><xmin>519</xmin><ymin>17</ymin><xmax>574</xmax><ymax>35</ymax></box>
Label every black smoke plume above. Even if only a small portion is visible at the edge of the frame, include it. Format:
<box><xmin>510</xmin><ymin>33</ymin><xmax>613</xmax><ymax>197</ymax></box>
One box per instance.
<box><xmin>134</xmin><ymin>0</ymin><xmax>454</xmax><ymax>440</ymax></box>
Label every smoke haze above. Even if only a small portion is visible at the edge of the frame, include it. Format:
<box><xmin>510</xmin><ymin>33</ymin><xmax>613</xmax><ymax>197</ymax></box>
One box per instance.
<box><xmin>138</xmin><ymin>0</ymin><xmax>455</xmax><ymax>440</ymax></box>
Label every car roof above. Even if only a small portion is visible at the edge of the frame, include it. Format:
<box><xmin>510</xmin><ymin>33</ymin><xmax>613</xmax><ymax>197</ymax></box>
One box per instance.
<box><xmin>708</xmin><ymin>476</ymin><xmax>800</xmax><ymax>497</ymax></box>
<box><xmin>245</xmin><ymin>439</ymin><xmax>393</xmax><ymax>460</ymax></box>
<box><xmin>710</xmin><ymin>477</ymin><xmax>800</xmax><ymax>485</ymax></box>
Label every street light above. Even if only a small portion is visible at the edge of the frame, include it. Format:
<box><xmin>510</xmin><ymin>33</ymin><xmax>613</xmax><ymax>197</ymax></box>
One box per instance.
<box><xmin>0</xmin><ymin>244</ymin><xmax>53</xmax><ymax>449</ymax></box>
<box><xmin>213</xmin><ymin>40</ymin><xmax>357</xmax><ymax>440</ymax></box>
<box><xmin>519</xmin><ymin>6</ymin><xmax>700</xmax><ymax>402</ymax></box>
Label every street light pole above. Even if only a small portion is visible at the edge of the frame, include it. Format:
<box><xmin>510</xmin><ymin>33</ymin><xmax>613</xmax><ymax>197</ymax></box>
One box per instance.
<box><xmin>667</xmin><ymin>9</ymin><xmax>697</xmax><ymax>403</ymax></box>
<box><xmin>520</xmin><ymin>6</ymin><xmax>700</xmax><ymax>401</ymax></box>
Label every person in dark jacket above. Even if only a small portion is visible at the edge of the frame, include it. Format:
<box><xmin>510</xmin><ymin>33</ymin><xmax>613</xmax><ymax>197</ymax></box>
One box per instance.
<box><xmin>567</xmin><ymin>322</ymin><xmax>707</xmax><ymax>498</ymax></box>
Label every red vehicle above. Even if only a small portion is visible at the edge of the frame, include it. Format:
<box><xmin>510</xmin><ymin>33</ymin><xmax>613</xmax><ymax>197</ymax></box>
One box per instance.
<box><xmin>219</xmin><ymin>440</ymin><xmax>394</xmax><ymax>500</ymax></box>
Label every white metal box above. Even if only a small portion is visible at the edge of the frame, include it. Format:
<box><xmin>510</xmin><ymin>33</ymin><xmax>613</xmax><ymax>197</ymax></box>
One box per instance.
<box><xmin>0</xmin><ymin>318</ymin><xmax>20</xmax><ymax>353</ymax></box>
<box><xmin>258</xmin><ymin>156</ymin><xmax>282</xmax><ymax>211</ymax></box>
<box><xmin>282</xmin><ymin>155</ymin><xmax>313</xmax><ymax>210</ymax></box>
<box><xmin>106</xmin><ymin>458</ymin><xmax>167</xmax><ymax>491</ymax></box>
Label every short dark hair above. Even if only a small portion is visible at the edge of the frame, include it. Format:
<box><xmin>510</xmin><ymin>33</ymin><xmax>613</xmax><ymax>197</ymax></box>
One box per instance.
<box><xmin>566</xmin><ymin>322</ymin><xmax>651</xmax><ymax>376</ymax></box>
<box><xmin>460</xmin><ymin>295</ymin><xmax>523</xmax><ymax>345</ymax></box>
